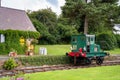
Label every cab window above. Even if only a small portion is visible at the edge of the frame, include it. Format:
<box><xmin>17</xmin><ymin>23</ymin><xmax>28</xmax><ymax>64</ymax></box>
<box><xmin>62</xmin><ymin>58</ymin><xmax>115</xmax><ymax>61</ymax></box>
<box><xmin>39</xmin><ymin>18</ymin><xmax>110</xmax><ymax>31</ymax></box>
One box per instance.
<box><xmin>72</xmin><ymin>45</ymin><xmax>77</xmax><ymax>50</ymax></box>
<box><xmin>72</xmin><ymin>37</ymin><xmax>77</xmax><ymax>43</ymax></box>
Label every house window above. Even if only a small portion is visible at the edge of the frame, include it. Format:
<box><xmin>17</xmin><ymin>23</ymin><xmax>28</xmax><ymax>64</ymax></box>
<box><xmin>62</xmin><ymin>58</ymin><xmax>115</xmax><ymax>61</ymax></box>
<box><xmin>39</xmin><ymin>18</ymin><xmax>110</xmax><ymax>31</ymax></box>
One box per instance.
<box><xmin>0</xmin><ymin>34</ymin><xmax>5</xmax><ymax>43</ymax></box>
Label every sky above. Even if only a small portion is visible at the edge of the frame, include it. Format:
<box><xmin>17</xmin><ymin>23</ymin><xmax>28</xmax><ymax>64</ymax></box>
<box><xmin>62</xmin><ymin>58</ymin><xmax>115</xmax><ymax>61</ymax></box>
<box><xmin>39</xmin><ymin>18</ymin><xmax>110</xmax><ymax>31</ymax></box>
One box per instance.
<box><xmin>1</xmin><ymin>0</ymin><xmax>66</xmax><ymax>16</ymax></box>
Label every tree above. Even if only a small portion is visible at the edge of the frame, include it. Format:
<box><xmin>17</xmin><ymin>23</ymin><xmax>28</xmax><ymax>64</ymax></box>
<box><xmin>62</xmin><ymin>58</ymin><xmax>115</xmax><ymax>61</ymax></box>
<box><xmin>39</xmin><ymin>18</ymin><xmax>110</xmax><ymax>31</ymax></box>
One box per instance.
<box><xmin>57</xmin><ymin>16</ymin><xmax>78</xmax><ymax>43</ymax></box>
<box><xmin>28</xmin><ymin>8</ymin><xmax>59</xmax><ymax>44</ymax></box>
<box><xmin>28</xmin><ymin>8</ymin><xmax>78</xmax><ymax>44</ymax></box>
<box><xmin>62</xmin><ymin>0</ymin><xmax>120</xmax><ymax>34</ymax></box>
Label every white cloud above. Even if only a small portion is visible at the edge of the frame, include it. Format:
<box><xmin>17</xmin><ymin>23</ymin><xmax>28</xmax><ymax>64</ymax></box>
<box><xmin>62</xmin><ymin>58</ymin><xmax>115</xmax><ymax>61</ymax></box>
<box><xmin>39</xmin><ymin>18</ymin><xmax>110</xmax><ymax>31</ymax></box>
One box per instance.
<box><xmin>2</xmin><ymin>0</ymin><xmax>24</xmax><ymax>9</ymax></box>
<box><xmin>57</xmin><ymin>0</ymin><xmax>66</xmax><ymax>15</ymax></box>
<box><xmin>1</xmin><ymin>0</ymin><xmax>65</xmax><ymax>15</ymax></box>
<box><xmin>119</xmin><ymin>0</ymin><xmax>120</xmax><ymax>5</ymax></box>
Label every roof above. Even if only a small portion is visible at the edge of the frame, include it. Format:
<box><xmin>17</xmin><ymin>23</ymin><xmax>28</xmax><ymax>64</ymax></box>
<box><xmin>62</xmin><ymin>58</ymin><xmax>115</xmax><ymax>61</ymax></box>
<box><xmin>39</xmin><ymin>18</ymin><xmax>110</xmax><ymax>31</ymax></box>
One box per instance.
<box><xmin>0</xmin><ymin>7</ymin><xmax>36</xmax><ymax>31</ymax></box>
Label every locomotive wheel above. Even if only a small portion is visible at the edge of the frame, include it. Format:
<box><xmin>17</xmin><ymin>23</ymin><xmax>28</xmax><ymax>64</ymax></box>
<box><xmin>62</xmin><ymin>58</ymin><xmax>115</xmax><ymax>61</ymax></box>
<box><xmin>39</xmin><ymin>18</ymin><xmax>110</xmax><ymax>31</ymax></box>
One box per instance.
<box><xmin>85</xmin><ymin>58</ymin><xmax>92</xmax><ymax>65</ymax></box>
<box><xmin>96</xmin><ymin>57</ymin><xmax>104</xmax><ymax>65</ymax></box>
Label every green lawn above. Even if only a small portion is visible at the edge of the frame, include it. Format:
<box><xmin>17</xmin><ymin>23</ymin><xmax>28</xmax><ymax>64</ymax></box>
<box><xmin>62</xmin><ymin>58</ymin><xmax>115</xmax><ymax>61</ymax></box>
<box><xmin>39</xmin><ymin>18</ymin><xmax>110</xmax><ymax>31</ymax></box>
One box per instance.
<box><xmin>28</xmin><ymin>65</ymin><xmax>120</xmax><ymax>80</ymax></box>
<box><xmin>2</xmin><ymin>65</ymin><xmax>119</xmax><ymax>80</ymax></box>
<box><xmin>35</xmin><ymin>45</ymin><xmax>120</xmax><ymax>55</ymax></box>
<box><xmin>106</xmin><ymin>48</ymin><xmax>120</xmax><ymax>54</ymax></box>
<box><xmin>35</xmin><ymin>45</ymin><xmax>71</xmax><ymax>55</ymax></box>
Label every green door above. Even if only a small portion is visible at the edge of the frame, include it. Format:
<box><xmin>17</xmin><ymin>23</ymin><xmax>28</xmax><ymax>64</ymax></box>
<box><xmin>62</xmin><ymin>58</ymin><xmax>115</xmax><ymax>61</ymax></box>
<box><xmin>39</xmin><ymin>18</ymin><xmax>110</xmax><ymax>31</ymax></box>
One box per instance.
<box><xmin>71</xmin><ymin>35</ymin><xmax>86</xmax><ymax>52</ymax></box>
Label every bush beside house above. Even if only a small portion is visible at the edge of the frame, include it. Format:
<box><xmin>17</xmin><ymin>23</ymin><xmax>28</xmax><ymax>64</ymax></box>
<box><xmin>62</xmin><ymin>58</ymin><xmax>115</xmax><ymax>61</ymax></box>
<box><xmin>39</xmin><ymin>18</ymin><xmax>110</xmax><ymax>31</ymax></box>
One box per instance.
<box><xmin>0</xmin><ymin>30</ymin><xmax>40</xmax><ymax>55</ymax></box>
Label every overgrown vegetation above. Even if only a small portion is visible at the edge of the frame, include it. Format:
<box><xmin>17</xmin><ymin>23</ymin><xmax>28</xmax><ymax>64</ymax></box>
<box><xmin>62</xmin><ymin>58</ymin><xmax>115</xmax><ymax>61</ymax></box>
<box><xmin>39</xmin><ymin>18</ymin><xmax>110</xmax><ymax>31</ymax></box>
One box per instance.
<box><xmin>18</xmin><ymin>55</ymin><xmax>70</xmax><ymax>66</ymax></box>
<box><xmin>0</xmin><ymin>30</ymin><xmax>40</xmax><ymax>54</ymax></box>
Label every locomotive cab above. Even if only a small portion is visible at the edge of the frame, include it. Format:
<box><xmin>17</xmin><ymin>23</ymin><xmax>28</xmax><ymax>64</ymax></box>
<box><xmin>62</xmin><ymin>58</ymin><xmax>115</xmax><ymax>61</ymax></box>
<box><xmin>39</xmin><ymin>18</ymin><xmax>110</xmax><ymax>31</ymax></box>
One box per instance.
<box><xmin>67</xmin><ymin>34</ymin><xmax>108</xmax><ymax>65</ymax></box>
<box><xmin>86</xmin><ymin>35</ymin><xmax>100</xmax><ymax>53</ymax></box>
<box><xmin>71</xmin><ymin>34</ymin><xmax>99</xmax><ymax>53</ymax></box>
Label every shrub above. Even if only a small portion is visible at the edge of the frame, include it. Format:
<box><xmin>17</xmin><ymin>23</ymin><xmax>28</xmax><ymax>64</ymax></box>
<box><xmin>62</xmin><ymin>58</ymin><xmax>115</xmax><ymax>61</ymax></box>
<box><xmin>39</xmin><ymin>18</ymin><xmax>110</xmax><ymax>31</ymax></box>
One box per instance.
<box><xmin>18</xmin><ymin>55</ymin><xmax>70</xmax><ymax>66</ymax></box>
<box><xmin>0</xmin><ymin>43</ymin><xmax>6</xmax><ymax>54</ymax></box>
<box><xmin>3</xmin><ymin>58</ymin><xmax>18</xmax><ymax>70</ymax></box>
<box><xmin>0</xmin><ymin>30</ymin><xmax>40</xmax><ymax>54</ymax></box>
<box><xmin>96</xmin><ymin>32</ymin><xmax>117</xmax><ymax>50</ymax></box>
<box><xmin>115</xmin><ymin>34</ymin><xmax>120</xmax><ymax>48</ymax></box>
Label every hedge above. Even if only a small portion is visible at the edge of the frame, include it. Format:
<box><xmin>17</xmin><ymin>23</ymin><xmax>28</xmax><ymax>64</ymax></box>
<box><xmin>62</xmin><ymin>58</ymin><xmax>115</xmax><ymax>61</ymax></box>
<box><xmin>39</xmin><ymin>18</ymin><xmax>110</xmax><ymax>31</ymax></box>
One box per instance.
<box><xmin>18</xmin><ymin>55</ymin><xmax>71</xmax><ymax>66</ymax></box>
<box><xmin>115</xmin><ymin>34</ymin><xmax>120</xmax><ymax>48</ymax></box>
<box><xmin>0</xmin><ymin>30</ymin><xmax>40</xmax><ymax>55</ymax></box>
<box><xmin>96</xmin><ymin>32</ymin><xmax>117</xmax><ymax>50</ymax></box>
<box><xmin>0</xmin><ymin>43</ymin><xmax>6</xmax><ymax>54</ymax></box>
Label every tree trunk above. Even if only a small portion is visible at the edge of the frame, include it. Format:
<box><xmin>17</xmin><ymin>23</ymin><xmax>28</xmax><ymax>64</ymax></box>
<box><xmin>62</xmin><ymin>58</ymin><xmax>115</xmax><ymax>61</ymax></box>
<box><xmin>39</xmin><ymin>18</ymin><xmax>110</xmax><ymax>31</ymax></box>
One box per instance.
<box><xmin>84</xmin><ymin>15</ymin><xmax>88</xmax><ymax>34</ymax></box>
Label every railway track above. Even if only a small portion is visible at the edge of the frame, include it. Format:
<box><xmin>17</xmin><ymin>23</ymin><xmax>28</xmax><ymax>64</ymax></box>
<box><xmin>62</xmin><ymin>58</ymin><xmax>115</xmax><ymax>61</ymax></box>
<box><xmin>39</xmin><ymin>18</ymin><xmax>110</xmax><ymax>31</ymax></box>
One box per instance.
<box><xmin>0</xmin><ymin>60</ymin><xmax>120</xmax><ymax>77</ymax></box>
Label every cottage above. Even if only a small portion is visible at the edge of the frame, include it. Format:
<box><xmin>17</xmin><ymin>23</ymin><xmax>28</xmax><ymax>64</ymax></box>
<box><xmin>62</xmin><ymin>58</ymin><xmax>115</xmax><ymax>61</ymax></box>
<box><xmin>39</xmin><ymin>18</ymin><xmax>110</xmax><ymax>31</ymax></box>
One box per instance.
<box><xmin>0</xmin><ymin>1</ymin><xmax>39</xmax><ymax>55</ymax></box>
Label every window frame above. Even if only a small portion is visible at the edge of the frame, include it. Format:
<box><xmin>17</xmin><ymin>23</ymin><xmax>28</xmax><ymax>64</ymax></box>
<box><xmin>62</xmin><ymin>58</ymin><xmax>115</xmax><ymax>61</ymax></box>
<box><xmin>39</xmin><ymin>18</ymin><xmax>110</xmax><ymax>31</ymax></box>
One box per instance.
<box><xmin>0</xmin><ymin>34</ymin><xmax>5</xmax><ymax>43</ymax></box>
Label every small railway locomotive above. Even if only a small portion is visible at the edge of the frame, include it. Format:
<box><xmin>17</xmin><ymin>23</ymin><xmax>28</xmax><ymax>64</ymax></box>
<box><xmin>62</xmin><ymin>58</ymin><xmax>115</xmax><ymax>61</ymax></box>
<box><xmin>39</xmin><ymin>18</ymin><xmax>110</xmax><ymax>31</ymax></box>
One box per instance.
<box><xmin>66</xmin><ymin>34</ymin><xmax>109</xmax><ymax>65</ymax></box>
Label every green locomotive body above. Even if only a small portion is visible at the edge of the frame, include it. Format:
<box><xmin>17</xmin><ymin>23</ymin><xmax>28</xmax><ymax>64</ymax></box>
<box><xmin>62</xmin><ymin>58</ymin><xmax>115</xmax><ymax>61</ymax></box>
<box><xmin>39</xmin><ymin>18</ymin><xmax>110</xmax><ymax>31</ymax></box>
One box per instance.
<box><xmin>67</xmin><ymin>34</ymin><xmax>109</xmax><ymax>65</ymax></box>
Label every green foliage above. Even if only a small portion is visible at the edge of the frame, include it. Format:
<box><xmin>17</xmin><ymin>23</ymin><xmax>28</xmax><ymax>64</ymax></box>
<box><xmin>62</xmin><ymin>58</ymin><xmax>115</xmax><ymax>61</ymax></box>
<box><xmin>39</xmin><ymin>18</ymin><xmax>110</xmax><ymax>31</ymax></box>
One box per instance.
<box><xmin>28</xmin><ymin>8</ymin><xmax>60</xmax><ymax>44</ymax></box>
<box><xmin>0</xmin><ymin>30</ymin><xmax>40</xmax><ymax>54</ymax></box>
<box><xmin>115</xmin><ymin>34</ymin><xmax>120</xmax><ymax>48</ymax></box>
<box><xmin>0</xmin><ymin>43</ymin><xmax>6</xmax><ymax>54</ymax></box>
<box><xmin>96</xmin><ymin>32</ymin><xmax>117</xmax><ymax>50</ymax></box>
<box><xmin>57</xmin><ymin>23</ymin><xmax>78</xmax><ymax>43</ymax></box>
<box><xmin>9</xmin><ymin>30</ymin><xmax>40</xmax><ymax>39</ymax></box>
<box><xmin>3</xmin><ymin>58</ymin><xmax>17</xmax><ymax>70</ymax></box>
<box><xmin>28</xmin><ymin>8</ymin><xmax>78</xmax><ymax>44</ymax></box>
<box><xmin>62</xmin><ymin>0</ymin><xmax>120</xmax><ymax>33</ymax></box>
<box><xmin>18</xmin><ymin>55</ymin><xmax>70</xmax><ymax>66</ymax></box>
